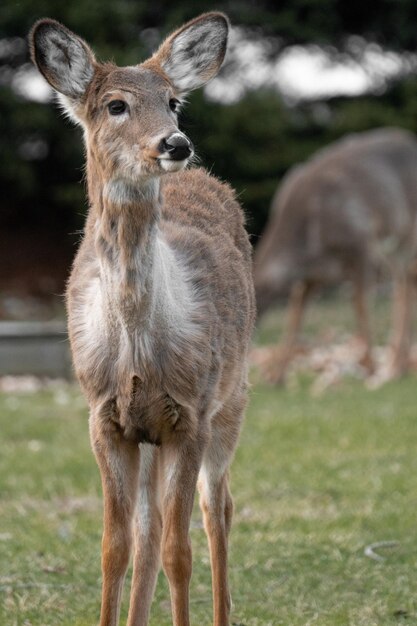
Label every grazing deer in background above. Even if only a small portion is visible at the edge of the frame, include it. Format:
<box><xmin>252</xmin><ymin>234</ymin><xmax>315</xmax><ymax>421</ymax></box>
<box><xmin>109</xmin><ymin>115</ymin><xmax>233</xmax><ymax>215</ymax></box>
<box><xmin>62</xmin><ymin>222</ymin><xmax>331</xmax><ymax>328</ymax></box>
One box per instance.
<box><xmin>30</xmin><ymin>13</ymin><xmax>255</xmax><ymax>626</ymax></box>
<box><xmin>254</xmin><ymin>128</ymin><xmax>417</xmax><ymax>384</ymax></box>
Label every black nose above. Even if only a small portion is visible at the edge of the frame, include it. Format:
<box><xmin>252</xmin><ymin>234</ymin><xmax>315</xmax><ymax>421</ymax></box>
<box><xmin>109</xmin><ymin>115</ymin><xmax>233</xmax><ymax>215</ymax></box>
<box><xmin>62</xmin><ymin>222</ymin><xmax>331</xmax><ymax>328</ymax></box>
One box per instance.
<box><xmin>160</xmin><ymin>134</ymin><xmax>192</xmax><ymax>161</ymax></box>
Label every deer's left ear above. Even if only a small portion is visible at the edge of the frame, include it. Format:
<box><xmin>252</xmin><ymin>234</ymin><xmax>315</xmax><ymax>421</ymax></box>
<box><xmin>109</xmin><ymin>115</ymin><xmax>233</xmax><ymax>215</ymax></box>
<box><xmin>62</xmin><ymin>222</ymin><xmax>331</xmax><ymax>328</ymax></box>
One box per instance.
<box><xmin>150</xmin><ymin>12</ymin><xmax>229</xmax><ymax>94</ymax></box>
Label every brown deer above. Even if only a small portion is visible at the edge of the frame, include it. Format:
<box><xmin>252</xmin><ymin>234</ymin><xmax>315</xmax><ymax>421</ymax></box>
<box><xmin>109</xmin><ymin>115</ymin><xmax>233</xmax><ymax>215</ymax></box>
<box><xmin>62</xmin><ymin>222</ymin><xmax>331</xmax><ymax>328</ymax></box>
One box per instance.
<box><xmin>254</xmin><ymin>128</ymin><xmax>417</xmax><ymax>384</ymax></box>
<box><xmin>30</xmin><ymin>13</ymin><xmax>255</xmax><ymax>626</ymax></box>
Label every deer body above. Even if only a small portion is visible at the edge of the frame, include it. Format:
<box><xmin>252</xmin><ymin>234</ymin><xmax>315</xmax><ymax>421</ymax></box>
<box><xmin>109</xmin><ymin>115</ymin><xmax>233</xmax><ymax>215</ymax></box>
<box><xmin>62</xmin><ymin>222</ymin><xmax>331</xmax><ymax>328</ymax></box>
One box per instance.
<box><xmin>69</xmin><ymin>169</ymin><xmax>252</xmax><ymax>442</ymax></box>
<box><xmin>31</xmin><ymin>14</ymin><xmax>254</xmax><ymax>626</ymax></box>
<box><xmin>254</xmin><ymin>128</ymin><xmax>417</xmax><ymax>382</ymax></box>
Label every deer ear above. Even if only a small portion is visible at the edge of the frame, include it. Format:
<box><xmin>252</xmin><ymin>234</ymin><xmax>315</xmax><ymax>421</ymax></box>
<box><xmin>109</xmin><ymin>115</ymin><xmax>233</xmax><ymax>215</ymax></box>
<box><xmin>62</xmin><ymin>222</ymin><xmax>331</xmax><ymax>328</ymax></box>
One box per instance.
<box><xmin>151</xmin><ymin>12</ymin><xmax>229</xmax><ymax>94</ymax></box>
<box><xmin>29</xmin><ymin>19</ymin><xmax>95</xmax><ymax>100</ymax></box>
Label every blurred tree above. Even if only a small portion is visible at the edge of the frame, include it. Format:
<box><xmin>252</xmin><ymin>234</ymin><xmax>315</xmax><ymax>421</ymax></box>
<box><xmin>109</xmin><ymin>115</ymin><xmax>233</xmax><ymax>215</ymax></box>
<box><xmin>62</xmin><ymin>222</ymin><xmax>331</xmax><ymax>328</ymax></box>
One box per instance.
<box><xmin>1</xmin><ymin>0</ymin><xmax>417</xmax><ymax>305</ymax></box>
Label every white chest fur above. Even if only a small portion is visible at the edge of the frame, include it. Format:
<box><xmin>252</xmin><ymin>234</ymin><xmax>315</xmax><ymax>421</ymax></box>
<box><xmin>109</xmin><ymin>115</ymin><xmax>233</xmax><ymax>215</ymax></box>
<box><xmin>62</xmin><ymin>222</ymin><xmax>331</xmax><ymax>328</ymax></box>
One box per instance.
<box><xmin>71</xmin><ymin>227</ymin><xmax>203</xmax><ymax>395</ymax></box>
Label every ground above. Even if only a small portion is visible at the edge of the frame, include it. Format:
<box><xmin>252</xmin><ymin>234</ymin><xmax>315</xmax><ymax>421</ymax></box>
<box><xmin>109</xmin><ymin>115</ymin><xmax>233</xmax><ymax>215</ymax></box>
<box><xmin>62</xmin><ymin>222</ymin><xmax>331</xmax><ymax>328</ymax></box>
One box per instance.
<box><xmin>1</xmin><ymin>292</ymin><xmax>416</xmax><ymax>625</ymax></box>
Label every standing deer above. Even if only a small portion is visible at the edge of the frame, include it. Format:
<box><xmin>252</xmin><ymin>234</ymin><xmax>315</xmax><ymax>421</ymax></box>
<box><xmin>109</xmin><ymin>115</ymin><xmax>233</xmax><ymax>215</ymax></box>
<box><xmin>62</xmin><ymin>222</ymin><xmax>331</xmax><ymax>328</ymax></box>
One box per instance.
<box><xmin>254</xmin><ymin>128</ymin><xmax>417</xmax><ymax>384</ymax></box>
<box><xmin>30</xmin><ymin>13</ymin><xmax>255</xmax><ymax>626</ymax></box>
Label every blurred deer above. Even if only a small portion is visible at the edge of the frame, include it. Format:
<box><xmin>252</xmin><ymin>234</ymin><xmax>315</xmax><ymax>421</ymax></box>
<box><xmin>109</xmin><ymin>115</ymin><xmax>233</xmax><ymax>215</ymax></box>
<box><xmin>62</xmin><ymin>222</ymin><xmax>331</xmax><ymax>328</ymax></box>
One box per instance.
<box><xmin>30</xmin><ymin>14</ymin><xmax>255</xmax><ymax>626</ymax></box>
<box><xmin>254</xmin><ymin>128</ymin><xmax>417</xmax><ymax>384</ymax></box>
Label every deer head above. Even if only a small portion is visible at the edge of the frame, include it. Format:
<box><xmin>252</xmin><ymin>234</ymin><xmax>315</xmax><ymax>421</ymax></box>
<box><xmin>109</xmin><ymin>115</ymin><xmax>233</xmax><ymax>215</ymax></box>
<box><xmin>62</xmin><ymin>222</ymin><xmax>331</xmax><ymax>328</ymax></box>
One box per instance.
<box><xmin>29</xmin><ymin>13</ymin><xmax>229</xmax><ymax>184</ymax></box>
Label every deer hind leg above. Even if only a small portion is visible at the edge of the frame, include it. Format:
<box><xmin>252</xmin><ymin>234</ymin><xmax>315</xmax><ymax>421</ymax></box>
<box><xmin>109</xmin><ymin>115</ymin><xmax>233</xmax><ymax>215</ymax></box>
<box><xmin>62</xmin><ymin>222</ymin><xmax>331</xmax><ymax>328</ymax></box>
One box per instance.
<box><xmin>90</xmin><ymin>412</ymin><xmax>140</xmax><ymax>626</ymax></box>
<box><xmin>127</xmin><ymin>445</ymin><xmax>162</xmax><ymax>626</ymax></box>
<box><xmin>159</xmin><ymin>433</ymin><xmax>206</xmax><ymax>626</ymax></box>
<box><xmin>198</xmin><ymin>403</ymin><xmax>244</xmax><ymax>626</ymax></box>
<box><xmin>265</xmin><ymin>280</ymin><xmax>314</xmax><ymax>384</ymax></box>
<box><xmin>352</xmin><ymin>271</ymin><xmax>374</xmax><ymax>375</ymax></box>
<box><xmin>390</xmin><ymin>270</ymin><xmax>415</xmax><ymax>378</ymax></box>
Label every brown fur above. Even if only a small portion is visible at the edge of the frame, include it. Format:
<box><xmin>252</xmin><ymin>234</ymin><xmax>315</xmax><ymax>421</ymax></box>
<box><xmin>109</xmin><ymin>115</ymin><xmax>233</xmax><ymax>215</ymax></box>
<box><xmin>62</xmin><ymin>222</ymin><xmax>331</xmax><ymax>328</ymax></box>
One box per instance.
<box><xmin>30</xmin><ymin>13</ymin><xmax>254</xmax><ymax>626</ymax></box>
<box><xmin>254</xmin><ymin>127</ymin><xmax>417</xmax><ymax>383</ymax></box>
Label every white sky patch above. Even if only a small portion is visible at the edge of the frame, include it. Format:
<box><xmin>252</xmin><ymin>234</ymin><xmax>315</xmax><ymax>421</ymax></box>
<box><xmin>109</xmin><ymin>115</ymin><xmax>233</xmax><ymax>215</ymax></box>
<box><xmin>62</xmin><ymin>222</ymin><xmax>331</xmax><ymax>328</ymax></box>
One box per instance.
<box><xmin>205</xmin><ymin>27</ymin><xmax>417</xmax><ymax>104</ymax></box>
<box><xmin>277</xmin><ymin>46</ymin><xmax>370</xmax><ymax>99</ymax></box>
<box><xmin>12</xmin><ymin>65</ymin><xmax>53</xmax><ymax>103</ymax></box>
<box><xmin>12</xmin><ymin>65</ymin><xmax>53</xmax><ymax>102</ymax></box>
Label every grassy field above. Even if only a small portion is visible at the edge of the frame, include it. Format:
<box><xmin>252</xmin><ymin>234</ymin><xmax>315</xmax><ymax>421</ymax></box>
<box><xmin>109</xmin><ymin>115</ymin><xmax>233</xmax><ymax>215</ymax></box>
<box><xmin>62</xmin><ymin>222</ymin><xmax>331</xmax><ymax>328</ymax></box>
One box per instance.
<box><xmin>1</xmin><ymin>295</ymin><xmax>416</xmax><ymax>626</ymax></box>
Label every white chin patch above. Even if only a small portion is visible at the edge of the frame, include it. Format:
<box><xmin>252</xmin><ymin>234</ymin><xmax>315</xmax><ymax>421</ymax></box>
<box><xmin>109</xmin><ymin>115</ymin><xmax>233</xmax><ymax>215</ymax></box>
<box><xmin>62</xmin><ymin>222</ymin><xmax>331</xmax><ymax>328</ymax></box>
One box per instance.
<box><xmin>159</xmin><ymin>158</ymin><xmax>188</xmax><ymax>173</ymax></box>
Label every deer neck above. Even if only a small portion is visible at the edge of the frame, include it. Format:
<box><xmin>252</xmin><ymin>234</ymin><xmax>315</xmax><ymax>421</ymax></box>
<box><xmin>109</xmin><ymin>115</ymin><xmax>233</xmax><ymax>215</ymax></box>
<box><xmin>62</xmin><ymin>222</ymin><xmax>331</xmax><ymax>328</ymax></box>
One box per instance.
<box><xmin>92</xmin><ymin>174</ymin><xmax>163</xmax><ymax>329</ymax></box>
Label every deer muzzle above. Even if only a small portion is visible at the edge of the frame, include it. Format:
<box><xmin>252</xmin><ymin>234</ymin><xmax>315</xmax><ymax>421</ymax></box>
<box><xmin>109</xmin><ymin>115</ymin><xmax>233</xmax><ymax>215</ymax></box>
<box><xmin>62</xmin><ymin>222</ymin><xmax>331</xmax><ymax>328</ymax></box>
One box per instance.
<box><xmin>159</xmin><ymin>133</ymin><xmax>193</xmax><ymax>161</ymax></box>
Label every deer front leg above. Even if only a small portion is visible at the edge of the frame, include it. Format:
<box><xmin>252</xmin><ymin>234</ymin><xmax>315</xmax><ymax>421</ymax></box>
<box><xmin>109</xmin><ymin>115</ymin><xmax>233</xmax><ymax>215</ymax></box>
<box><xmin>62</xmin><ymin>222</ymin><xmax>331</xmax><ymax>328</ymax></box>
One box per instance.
<box><xmin>352</xmin><ymin>272</ymin><xmax>374</xmax><ymax>375</ymax></box>
<box><xmin>198</xmin><ymin>406</ymin><xmax>242</xmax><ymax>626</ymax></box>
<box><xmin>90</xmin><ymin>412</ymin><xmax>140</xmax><ymax>626</ymax></box>
<box><xmin>159</xmin><ymin>433</ymin><xmax>206</xmax><ymax>626</ymax></box>
<box><xmin>390</xmin><ymin>271</ymin><xmax>415</xmax><ymax>378</ymax></box>
<box><xmin>127</xmin><ymin>445</ymin><xmax>162</xmax><ymax>626</ymax></box>
<box><xmin>199</xmin><ymin>465</ymin><xmax>233</xmax><ymax>626</ymax></box>
<box><xmin>264</xmin><ymin>280</ymin><xmax>314</xmax><ymax>384</ymax></box>
<box><xmin>198</xmin><ymin>457</ymin><xmax>233</xmax><ymax>626</ymax></box>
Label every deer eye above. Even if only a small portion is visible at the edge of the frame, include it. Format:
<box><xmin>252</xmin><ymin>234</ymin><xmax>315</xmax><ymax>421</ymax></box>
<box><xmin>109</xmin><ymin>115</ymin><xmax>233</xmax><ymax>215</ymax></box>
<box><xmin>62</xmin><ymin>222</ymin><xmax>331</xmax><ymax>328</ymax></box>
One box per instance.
<box><xmin>108</xmin><ymin>100</ymin><xmax>127</xmax><ymax>115</ymax></box>
<box><xmin>169</xmin><ymin>98</ymin><xmax>180</xmax><ymax>113</ymax></box>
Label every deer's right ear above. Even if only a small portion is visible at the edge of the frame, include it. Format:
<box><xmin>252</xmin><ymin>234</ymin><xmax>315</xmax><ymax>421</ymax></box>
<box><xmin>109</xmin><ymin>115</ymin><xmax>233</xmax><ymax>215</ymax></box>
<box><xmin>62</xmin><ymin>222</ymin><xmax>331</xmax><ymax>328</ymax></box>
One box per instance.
<box><xmin>29</xmin><ymin>19</ymin><xmax>95</xmax><ymax>101</ymax></box>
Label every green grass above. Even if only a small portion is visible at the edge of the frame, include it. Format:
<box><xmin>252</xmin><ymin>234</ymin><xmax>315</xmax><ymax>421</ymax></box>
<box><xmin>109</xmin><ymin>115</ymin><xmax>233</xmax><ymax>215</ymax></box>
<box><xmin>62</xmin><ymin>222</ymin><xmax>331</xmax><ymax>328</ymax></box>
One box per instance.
<box><xmin>1</xmin><ymin>294</ymin><xmax>416</xmax><ymax>625</ymax></box>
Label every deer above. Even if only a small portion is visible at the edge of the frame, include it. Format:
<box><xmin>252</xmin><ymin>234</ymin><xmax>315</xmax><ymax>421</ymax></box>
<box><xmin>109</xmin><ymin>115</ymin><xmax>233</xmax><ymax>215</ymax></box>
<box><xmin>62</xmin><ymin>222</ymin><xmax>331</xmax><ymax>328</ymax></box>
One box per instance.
<box><xmin>253</xmin><ymin>127</ymin><xmax>417</xmax><ymax>384</ymax></box>
<box><xmin>29</xmin><ymin>13</ymin><xmax>255</xmax><ymax>626</ymax></box>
